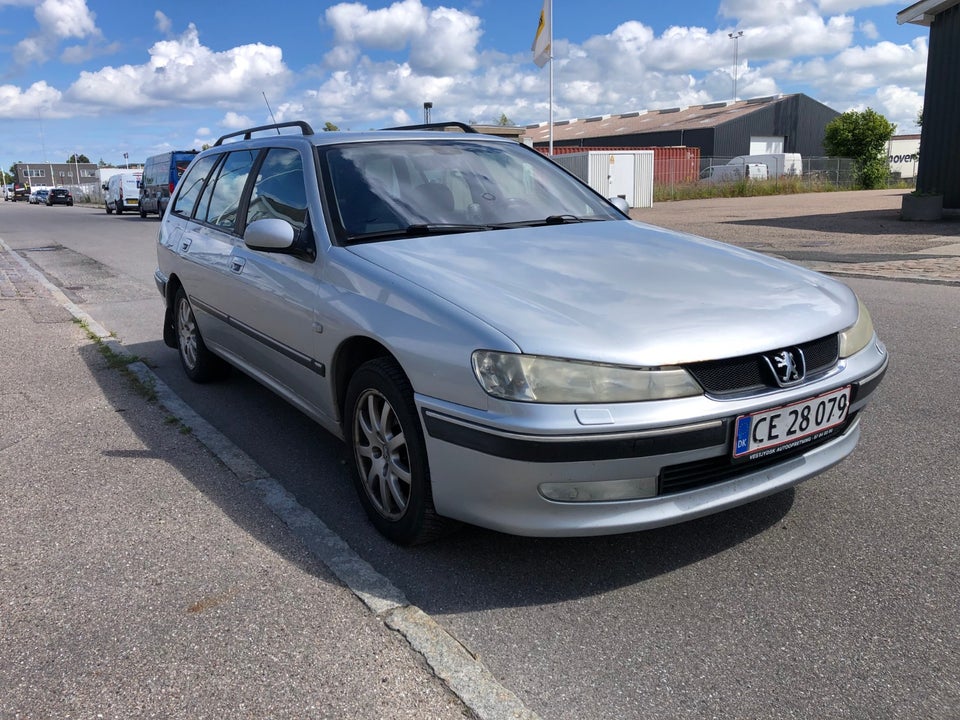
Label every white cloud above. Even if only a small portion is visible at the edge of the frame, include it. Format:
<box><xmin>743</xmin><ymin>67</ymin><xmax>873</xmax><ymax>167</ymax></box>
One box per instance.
<box><xmin>221</xmin><ymin>112</ymin><xmax>253</xmax><ymax>129</ymax></box>
<box><xmin>323</xmin><ymin>0</ymin><xmax>481</xmax><ymax>75</ymax></box>
<box><xmin>155</xmin><ymin>11</ymin><xmax>172</xmax><ymax>35</ymax></box>
<box><xmin>66</xmin><ymin>23</ymin><xmax>290</xmax><ymax>110</ymax></box>
<box><xmin>13</xmin><ymin>0</ymin><xmax>101</xmax><ymax>65</ymax></box>
<box><xmin>0</xmin><ymin>80</ymin><xmax>64</xmax><ymax>119</ymax></box>
<box><xmin>817</xmin><ymin>0</ymin><xmax>900</xmax><ymax>13</ymax></box>
<box><xmin>871</xmin><ymin>84</ymin><xmax>923</xmax><ymax>132</ymax></box>
<box><xmin>35</xmin><ymin>0</ymin><xmax>97</xmax><ymax>40</ymax></box>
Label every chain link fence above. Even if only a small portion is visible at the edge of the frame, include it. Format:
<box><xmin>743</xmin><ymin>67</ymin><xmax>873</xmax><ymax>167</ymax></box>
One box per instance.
<box><xmin>651</xmin><ymin>156</ymin><xmax>916</xmax><ymax>201</ymax></box>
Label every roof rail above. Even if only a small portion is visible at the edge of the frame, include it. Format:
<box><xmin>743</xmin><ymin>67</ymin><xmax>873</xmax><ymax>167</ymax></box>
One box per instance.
<box><xmin>381</xmin><ymin>121</ymin><xmax>478</xmax><ymax>133</ymax></box>
<box><xmin>214</xmin><ymin>121</ymin><xmax>315</xmax><ymax>146</ymax></box>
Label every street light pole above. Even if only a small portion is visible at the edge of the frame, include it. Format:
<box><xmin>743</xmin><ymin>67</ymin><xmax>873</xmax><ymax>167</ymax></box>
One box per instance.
<box><xmin>728</xmin><ymin>30</ymin><xmax>744</xmax><ymax>102</ymax></box>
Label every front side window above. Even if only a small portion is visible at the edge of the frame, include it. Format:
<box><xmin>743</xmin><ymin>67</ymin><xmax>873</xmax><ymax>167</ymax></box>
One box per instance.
<box><xmin>172</xmin><ymin>154</ymin><xmax>219</xmax><ymax>217</ymax></box>
<box><xmin>245</xmin><ymin>148</ymin><xmax>308</xmax><ymax>231</ymax></box>
<box><xmin>199</xmin><ymin>149</ymin><xmax>258</xmax><ymax>230</ymax></box>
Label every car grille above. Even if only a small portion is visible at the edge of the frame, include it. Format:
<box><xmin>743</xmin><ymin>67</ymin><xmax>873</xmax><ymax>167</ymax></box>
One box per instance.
<box><xmin>685</xmin><ymin>334</ymin><xmax>839</xmax><ymax>396</ymax></box>
<box><xmin>658</xmin><ymin>411</ymin><xmax>857</xmax><ymax>495</ymax></box>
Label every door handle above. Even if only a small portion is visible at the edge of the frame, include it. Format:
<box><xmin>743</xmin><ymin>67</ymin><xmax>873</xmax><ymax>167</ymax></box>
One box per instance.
<box><xmin>180</xmin><ymin>237</ymin><xmax>193</xmax><ymax>252</ymax></box>
<box><xmin>230</xmin><ymin>257</ymin><xmax>246</xmax><ymax>273</ymax></box>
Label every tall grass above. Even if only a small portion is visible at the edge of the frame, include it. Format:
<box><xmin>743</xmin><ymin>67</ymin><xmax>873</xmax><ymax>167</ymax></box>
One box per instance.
<box><xmin>653</xmin><ymin>175</ymin><xmax>915</xmax><ymax>202</ymax></box>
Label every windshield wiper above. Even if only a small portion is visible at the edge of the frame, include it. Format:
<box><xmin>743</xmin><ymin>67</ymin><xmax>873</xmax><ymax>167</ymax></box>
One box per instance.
<box><xmin>345</xmin><ymin>223</ymin><xmax>497</xmax><ymax>244</ymax></box>
<box><xmin>490</xmin><ymin>215</ymin><xmax>608</xmax><ymax>229</ymax></box>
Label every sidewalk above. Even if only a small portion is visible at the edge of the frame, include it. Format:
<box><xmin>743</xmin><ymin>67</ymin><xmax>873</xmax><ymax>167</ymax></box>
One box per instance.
<box><xmin>0</xmin><ymin>244</ymin><xmax>512</xmax><ymax>718</ymax></box>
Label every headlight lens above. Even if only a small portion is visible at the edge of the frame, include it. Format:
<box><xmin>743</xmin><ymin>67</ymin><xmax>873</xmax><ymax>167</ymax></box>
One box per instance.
<box><xmin>471</xmin><ymin>351</ymin><xmax>703</xmax><ymax>403</ymax></box>
<box><xmin>838</xmin><ymin>298</ymin><xmax>875</xmax><ymax>358</ymax></box>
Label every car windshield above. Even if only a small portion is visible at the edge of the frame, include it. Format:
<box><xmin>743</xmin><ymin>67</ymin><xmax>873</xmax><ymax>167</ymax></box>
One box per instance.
<box><xmin>320</xmin><ymin>139</ymin><xmax>623</xmax><ymax>243</ymax></box>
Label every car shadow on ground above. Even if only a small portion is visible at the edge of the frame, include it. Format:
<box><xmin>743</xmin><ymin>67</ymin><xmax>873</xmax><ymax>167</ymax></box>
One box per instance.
<box><xmin>723</xmin><ymin>209</ymin><xmax>960</xmax><ymax>238</ymax></box>
<box><xmin>80</xmin><ymin>335</ymin><xmax>796</xmax><ymax>615</ymax></box>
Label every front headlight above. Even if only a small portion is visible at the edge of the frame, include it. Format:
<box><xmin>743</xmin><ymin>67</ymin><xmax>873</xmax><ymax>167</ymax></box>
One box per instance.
<box><xmin>838</xmin><ymin>298</ymin><xmax>875</xmax><ymax>358</ymax></box>
<box><xmin>471</xmin><ymin>351</ymin><xmax>703</xmax><ymax>403</ymax></box>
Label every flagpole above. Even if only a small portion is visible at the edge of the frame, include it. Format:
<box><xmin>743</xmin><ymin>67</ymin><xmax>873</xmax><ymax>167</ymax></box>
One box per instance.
<box><xmin>548</xmin><ymin>0</ymin><xmax>554</xmax><ymax>156</ymax></box>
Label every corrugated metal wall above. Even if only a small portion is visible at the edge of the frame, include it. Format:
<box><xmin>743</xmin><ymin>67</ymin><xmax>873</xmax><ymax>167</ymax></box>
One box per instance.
<box><xmin>712</xmin><ymin>96</ymin><xmax>839</xmax><ymax>158</ymax></box>
<box><xmin>916</xmin><ymin>4</ymin><xmax>960</xmax><ymax>208</ymax></box>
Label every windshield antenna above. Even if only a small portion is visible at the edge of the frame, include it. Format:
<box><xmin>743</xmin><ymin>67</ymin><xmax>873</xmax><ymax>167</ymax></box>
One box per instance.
<box><xmin>262</xmin><ymin>92</ymin><xmax>281</xmax><ymax>134</ymax></box>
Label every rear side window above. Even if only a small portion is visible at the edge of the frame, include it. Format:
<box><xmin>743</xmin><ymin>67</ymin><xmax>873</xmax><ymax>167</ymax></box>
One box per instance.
<box><xmin>246</xmin><ymin>149</ymin><xmax>308</xmax><ymax>231</ymax></box>
<box><xmin>198</xmin><ymin>149</ymin><xmax>258</xmax><ymax>230</ymax></box>
<box><xmin>172</xmin><ymin>155</ymin><xmax>219</xmax><ymax>217</ymax></box>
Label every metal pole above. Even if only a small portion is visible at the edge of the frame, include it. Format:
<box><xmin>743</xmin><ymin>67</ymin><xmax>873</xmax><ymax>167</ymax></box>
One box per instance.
<box><xmin>728</xmin><ymin>31</ymin><xmax>743</xmax><ymax>102</ymax></box>
<box><xmin>548</xmin><ymin>0</ymin><xmax>554</xmax><ymax>155</ymax></box>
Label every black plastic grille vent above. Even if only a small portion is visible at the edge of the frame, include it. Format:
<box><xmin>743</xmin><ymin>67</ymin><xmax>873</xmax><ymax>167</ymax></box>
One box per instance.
<box><xmin>685</xmin><ymin>334</ymin><xmax>839</xmax><ymax>396</ymax></box>
<box><xmin>658</xmin><ymin>411</ymin><xmax>857</xmax><ymax>495</ymax></box>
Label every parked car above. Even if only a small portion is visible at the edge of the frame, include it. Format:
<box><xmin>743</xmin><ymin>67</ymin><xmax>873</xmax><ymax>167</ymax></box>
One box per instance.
<box><xmin>155</xmin><ymin>120</ymin><xmax>888</xmax><ymax>545</ymax></box>
<box><xmin>103</xmin><ymin>172</ymin><xmax>141</xmax><ymax>214</ymax></box>
<box><xmin>46</xmin><ymin>188</ymin><xmax>74</xmax><ymax>206</ymax></box>
<box><xmin>11</xmin><ymin>184</ymin><xmax>28</xmax><ymax>202</ymax></box>
<box><xmin>29</xmin><ymin>189</ymin><xmax>50</xmax><ymax>204</ymax></box>
<box><xmin>139</xmin><ymin>150</ymin><xmax>197</xmax><ymax>217</ymax></box>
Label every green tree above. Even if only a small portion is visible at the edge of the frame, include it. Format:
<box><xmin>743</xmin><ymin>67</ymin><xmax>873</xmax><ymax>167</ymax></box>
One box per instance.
<box><xmin>823</xmin><ymin>108</ymin><xmax>896</xmax><ymax>189</ymax></box>
<box><xmin>66</xmin><ymin>154</ymin><xmax>90</xmax><ymax>163</ymax></box>
<box><xmin>916</xmin><ymin>106</ymin><xmax>923</xmax><ymax>128</ymax></box>
<box><xmin>497</xmin><ymin>113</ymin><xmax>514</xmax><ymax>127</ymax></box>
<box><xmin>323</xmin><ymin>121</ymin><xmax>340</xmax><ymax>132</ymax></box>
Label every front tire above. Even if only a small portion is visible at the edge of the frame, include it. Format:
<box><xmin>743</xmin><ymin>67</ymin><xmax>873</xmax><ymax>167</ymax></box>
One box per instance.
<box><xmin>173</xmin><ymin>288</ymin><xmax>226</xmax><ymax>382</ymax></box>
<box><xmin>344</xmin><ymin>358</ymin><xmax>450</xmax><ymax>545</ymax></box>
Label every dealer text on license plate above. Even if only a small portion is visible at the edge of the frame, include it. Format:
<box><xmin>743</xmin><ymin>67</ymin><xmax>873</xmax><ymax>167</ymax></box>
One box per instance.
<box><xmin>733</xmin><ymin>386</ymin><xmax>851</xmax><ymax>461</ymax></box>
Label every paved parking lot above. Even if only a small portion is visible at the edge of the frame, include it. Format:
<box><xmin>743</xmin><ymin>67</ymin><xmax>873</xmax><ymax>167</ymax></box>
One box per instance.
<box><xmin>633</xmin><ymin>189</ymin><xmax>960</xmax><ymax>284</ymax></box>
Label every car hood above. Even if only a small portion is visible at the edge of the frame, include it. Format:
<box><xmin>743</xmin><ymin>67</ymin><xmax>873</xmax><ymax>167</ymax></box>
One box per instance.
<box><xmin>346</xmin><ymin>220</ymin><xmax>858</xmax><ymax>366</ymax></box>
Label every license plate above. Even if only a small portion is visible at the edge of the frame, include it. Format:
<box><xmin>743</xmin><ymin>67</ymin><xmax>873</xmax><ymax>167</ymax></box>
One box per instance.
<box><xmin>733</xmin><ymin>386</ymin><xmax>851</xmax><ymax>461</ymax></box>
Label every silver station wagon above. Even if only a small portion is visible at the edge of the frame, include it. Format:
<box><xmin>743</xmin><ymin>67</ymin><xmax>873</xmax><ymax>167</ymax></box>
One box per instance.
<box><xmin>154</xmin><ymin>121</ymin><xmax>887</xmax><ymax>544</ymax></box>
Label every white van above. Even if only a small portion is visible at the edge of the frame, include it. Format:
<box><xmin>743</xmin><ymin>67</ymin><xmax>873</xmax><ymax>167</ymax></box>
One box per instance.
<box><xmin>103</xmin><ymin>172</ymin><xmax>142</xmax><ymax>214</ymax></box>
<box><xmin>700</xmin><ymin>162</ymin><xmax>769</xmax><ymax>183</ymax></box>
<box><xmin>727</xmin><ymin>153</ymin><xmax>802</xmax><ymax>177</ymax></box>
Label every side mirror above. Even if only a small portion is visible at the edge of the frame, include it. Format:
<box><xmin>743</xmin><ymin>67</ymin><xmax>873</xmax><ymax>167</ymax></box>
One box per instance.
<box><xmin>608</xmin><ymin>196</ymin><xmax>630</xmax><ymax>215</ymax></box>
<box><xmin>244</xmin><ymin>218</ymin><xmax>295</xmax><ymax>251</ymax></box>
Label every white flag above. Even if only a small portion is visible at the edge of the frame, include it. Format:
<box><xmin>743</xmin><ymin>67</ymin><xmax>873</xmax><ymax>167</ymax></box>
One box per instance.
<box><xmin>531</xmin><ymin>0</ymin><xmax>551</xmax><ymax>68</ymax></box>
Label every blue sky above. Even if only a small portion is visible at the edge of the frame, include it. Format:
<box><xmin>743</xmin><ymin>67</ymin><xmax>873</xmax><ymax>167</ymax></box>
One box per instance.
<box><xmin>0</xmin><ymin>0</ymin><xmax>928</xmax><ymax>169</ymax></box>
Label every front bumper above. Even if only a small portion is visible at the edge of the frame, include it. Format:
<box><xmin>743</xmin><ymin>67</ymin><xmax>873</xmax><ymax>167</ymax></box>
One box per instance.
<box><xmin>418</xmin><ymin>338</ymin><xmax>887</xmax><ymax>537</ymax></box>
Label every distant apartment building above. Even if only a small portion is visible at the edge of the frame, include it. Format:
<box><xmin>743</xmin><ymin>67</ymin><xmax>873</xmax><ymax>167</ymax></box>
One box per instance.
<box><xmin>13</xmin><ymin>161</ymin><xmax>99</xmax><ymax>189</ymax></box>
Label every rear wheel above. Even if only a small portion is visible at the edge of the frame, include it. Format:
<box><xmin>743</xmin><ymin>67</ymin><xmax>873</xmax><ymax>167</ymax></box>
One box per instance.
<box><xmin>105</xmin><ymin>203</ymin><xmax>113</xmax><ymax>214</ymax></box>
<box><xmin>139</xmin><ymin>202</ymin><xmax>147</xmax><ymax>218</ymax></box>
<box><xmin>344</xmin><ymin>358</ymin><xmax>451</xmax><ymax>545</ymax></box>
<box><xmin>116</xmin><ymin>203</ymin><xmax>123</xmax><ymax>215</ymax></box>
<box><xmin>173</xmin><ymin>288</ymin><xmax>226</xmax><ymax>382</ymax></box>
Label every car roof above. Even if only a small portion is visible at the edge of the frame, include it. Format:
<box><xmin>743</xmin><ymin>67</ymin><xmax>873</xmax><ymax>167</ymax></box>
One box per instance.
<box><xmin>210</xmin><ymin>120</ymin><xmax>516</xmax><ymax>153</ymax></box>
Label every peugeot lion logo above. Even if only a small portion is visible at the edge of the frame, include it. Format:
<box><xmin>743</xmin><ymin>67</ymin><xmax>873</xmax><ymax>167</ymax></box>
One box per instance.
<box><xmin>764</xmin><ymin>348</ymin><xmax>806</xmax><ymax>387</ymax></box>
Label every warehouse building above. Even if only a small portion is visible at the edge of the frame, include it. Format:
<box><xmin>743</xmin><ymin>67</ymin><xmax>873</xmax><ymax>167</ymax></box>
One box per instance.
<box><xmin>522</xmin><ymin>93</ymin><xmax>839</xmax><ymax>162</ymax></box>
<box><xmin>898</xmin><ymin>0</ymin><xmax>960</xmax><ymax>212</ymax></box>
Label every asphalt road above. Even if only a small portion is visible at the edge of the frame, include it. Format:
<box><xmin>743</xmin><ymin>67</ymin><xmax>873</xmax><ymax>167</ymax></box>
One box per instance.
<box><xmin>3</xmin><ymin>194</ymin><xmax>958</xmax><ymax>719</ymax></box>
